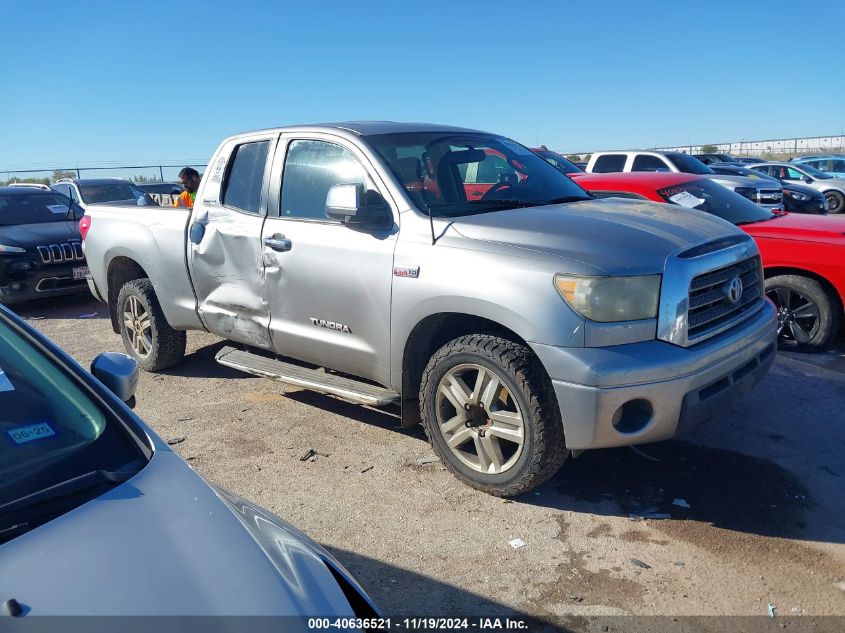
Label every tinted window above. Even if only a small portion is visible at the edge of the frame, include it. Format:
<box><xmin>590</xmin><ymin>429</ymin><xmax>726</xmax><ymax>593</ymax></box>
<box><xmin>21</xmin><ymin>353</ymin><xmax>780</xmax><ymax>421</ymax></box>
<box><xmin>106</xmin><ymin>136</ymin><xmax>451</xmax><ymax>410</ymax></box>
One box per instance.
<box><xmin>0</xmin><ymin>315</ymin><xmax>147</xmax><ymax>544</ymax></box>
<box><xmin>79</xmin><ymin>182</ymin><xmax>147</xmax><ymax>204</ymax></box>
<box><xmin>0</xmin><ymin>192</ymin><xmax>81</xmax><ymax>225</ymax></box>
<box><xmin>367</xmin><ymin>132</ymin><xmax>591</xmax><ymax>217</ymax></box>
<box><xmin>657</xmin><ymin>178</ymin><xmax>775</xmax><ymax>225</ymax></box>
<box><xmin>592</xmin><ymin>155</ymin><xmax>627</xmax><ymax>173</ymax></box>
<box><xmin>631</xmin><ymin>155</ymin><xmax>670</xmax><ymax>172</ymax></box>
<box><xmin>665</xmin><ymin>153</ymin><xmax>714</xmax><ymax>175</ymax></box>
<box><xmin>52</xmin><ymin>184</ymin><xmax>69</xmax><ymax>197</ymax></box>
<box><xmin>280</xmin><ymin>140</ymin><xmax>367</xmax><ymax>220</ymax></box>
<box><xmin>222</xmin><ymin>141</ymin><xmax>271</xmax><ymax>214</ymax></box>
<box><xmin>535</xmin><ymin>150</ymin><xmax>581</xmax><ymax>174</ymax></box>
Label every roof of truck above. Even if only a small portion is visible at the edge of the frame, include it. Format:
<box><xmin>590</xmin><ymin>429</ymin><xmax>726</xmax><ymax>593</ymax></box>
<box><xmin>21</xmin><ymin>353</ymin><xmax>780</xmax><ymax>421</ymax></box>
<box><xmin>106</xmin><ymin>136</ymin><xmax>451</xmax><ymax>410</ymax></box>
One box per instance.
<box><xmin>249</xmin><ymin>121</ymin><xmax>487</xmax><ymax>137</ymax></box>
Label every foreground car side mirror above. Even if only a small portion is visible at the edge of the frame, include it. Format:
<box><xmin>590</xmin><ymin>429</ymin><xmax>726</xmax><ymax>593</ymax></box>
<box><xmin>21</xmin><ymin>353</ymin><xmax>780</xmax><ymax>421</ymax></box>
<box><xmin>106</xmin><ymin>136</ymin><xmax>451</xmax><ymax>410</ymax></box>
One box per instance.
<box><xmin>91</xmin><ymin>352</ymin><xmax>139</xmax><ymax>404</ymax></box>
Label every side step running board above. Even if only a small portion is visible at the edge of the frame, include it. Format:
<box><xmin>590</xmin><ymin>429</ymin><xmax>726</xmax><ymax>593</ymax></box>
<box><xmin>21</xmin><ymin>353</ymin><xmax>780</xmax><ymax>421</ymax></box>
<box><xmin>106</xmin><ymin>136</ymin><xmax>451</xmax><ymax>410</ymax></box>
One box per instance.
<box><xmin>215</xmin><ymin>346</ymin><xmax>400</xmax><ymax>407</ymax></box>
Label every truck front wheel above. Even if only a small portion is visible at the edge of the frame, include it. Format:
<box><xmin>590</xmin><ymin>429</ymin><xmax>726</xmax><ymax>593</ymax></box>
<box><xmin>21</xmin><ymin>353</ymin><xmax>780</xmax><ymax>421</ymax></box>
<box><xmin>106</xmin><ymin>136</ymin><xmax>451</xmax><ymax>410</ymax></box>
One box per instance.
<box><xmin>117</xmin><ymin>278</ymin><xmax>186</xmax><ymax>372</ymax></box>
<box><xmin>419</xmin><ymin>334</ymin><xmax>567</xmax><ymax>497</ymax></box>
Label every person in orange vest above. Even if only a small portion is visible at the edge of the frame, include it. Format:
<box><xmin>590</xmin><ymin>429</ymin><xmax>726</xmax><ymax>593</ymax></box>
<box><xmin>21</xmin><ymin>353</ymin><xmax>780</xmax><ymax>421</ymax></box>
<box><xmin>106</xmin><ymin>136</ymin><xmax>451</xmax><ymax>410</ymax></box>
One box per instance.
<box><xmin>174</xmin><ymin>167</ymin><xmax>201</xmax><ymax>208</ymax></box>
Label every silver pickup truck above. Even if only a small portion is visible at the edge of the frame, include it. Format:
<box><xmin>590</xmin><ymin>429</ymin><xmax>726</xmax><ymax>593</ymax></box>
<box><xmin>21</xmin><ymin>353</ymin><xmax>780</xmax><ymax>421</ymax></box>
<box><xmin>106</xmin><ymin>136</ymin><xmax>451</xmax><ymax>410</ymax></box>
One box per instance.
<box><xmin>82</xmin><ymin>122</ymin><xmax>777</xmax><ymax>496</ymax></box>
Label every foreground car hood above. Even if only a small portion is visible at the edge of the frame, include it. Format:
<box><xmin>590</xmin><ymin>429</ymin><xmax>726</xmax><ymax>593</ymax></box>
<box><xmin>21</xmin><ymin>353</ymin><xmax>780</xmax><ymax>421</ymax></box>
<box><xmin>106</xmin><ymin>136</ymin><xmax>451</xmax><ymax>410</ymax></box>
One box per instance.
<box><xmin>0</xmin><ymin>221</ymin><xmax>81</xmax><ymax>249</ymax></box>
<box><xmin>0</xmin><ymin>451</ymin><xmax>358</xmax><ymax>616</ymax></box>
<box><xmin>448</xmin><ymin>198</ymin><xmax>741</xmax><ymax>275</ymax></box>
<box><xmin>742</xmin><ymin>213</ymin><xmax>845</xmax><ymax>244</ymax></box>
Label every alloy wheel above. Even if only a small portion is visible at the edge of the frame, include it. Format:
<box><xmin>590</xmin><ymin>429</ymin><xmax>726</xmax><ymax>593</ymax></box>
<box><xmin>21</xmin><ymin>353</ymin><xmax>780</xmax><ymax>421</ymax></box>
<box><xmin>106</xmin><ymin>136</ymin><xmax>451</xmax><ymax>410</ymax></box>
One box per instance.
<box><xmin>435</xmin><ymin>363</ymin><xmax>525</xmax><ymax>475</ymax></box>
<box><xmin>123</xmin><ymin>295</ymin><xmax>153</xmax><ymax>357</ymax></box>
<box><xmin>766</xmin><ymin>285</ymin><xmax>820</xmax><ymax>347</ymax></box>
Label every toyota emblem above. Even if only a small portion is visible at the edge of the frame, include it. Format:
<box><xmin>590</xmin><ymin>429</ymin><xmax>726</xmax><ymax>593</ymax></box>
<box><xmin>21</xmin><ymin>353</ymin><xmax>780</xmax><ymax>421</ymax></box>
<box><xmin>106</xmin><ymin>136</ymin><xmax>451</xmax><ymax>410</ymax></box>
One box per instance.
<box><xmin>727</xmin><ymin>276</ymin><xmax>743</xmax><ymax>304</ymax></box>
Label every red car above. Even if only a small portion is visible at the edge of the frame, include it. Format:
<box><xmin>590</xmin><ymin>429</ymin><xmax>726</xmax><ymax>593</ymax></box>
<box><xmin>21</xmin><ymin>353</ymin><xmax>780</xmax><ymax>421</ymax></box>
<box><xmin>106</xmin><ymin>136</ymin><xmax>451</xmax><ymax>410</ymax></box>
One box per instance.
<box><xmin>570</xmin><ymin>171</ymin><xmax>845</xmax><ymax>351</ymax></box>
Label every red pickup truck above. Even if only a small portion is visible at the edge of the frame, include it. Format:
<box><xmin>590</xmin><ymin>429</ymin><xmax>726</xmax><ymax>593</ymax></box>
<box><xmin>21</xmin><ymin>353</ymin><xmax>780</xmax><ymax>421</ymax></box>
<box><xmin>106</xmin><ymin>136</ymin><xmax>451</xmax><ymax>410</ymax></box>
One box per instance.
<box><xmin>571</xmin><ymin>171</ymin><xmax>845</xmax><ymax>351</ymax></box>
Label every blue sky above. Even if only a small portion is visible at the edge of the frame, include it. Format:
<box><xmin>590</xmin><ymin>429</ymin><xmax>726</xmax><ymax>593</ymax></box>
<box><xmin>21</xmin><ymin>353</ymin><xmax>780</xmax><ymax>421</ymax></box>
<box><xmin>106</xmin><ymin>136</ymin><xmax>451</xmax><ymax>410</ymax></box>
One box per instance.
<box><xmin>1</xmin><ymin>0</ymin><xmax>843</xmax><ymax>170</ymax></box>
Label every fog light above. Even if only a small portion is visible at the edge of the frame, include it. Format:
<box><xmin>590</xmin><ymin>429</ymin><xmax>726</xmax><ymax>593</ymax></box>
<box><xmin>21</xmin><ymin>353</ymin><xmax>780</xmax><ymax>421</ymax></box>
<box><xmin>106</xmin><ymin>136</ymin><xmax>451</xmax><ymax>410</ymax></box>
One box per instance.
<box><xmin>10</xmin><ymin>282</ymin><xmax>23</xmax><ymax>291</ymax></box>
<box><xmin>8</xmin><ymin>260</ymin><xmax>34</xmax><ymax>272</ymax></box>
<box><xmin>612</xmin><ymin>399</ymin><xmax>653</xmax><ymax>433</ymax></box>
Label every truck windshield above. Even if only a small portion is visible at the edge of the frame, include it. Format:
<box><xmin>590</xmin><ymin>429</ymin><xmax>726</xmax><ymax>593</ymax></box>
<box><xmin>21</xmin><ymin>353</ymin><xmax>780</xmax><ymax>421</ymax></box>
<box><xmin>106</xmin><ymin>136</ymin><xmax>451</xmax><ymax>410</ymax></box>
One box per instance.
<box><xmin>0</xmin><ymin>192</ymin><xmax>81</xmax><ymax>225</ymax></box>
<box><xmin>666</xmin><ymin>153</ymin><xmax>715</xmax><ymax>175</ymax></box>
<box><xmin>657</xmin><ymin>178</ymin><xmax>776</xmax><ymax>225</ymax></box>
<box><xmin>367</xmin><ymin>132</ymin><xmax>592</xmax><ymax>217</ymax></box>
<box><xmin>0</xmin><ymin>313</ymin><xmax>149</xmax><ymax>544</ymax></box>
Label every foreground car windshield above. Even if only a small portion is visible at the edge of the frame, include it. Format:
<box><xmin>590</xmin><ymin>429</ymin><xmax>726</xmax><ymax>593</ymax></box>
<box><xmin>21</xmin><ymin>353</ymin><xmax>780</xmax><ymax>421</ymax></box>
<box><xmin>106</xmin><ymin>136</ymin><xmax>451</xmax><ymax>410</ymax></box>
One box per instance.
<box><xmin>367</xmin><ymin>132</ymin><xmax>592</xmax><ymax>217</ymax></box>
<box><xmin>79</xmin><ymin>182</ymin><xmax>151</xmax><ymax>204</ymax></box>
<box><xmin>0</xmin><ymin>315</ymin><xmax>148</xmax><ymax>543</ymax></box>
<box><xmin>534</xmin><ymin>150</ymin><xmax>582</xmax><ymax>174</ymax></box>
<box><xmin>0</xmin><ymin>192</ymin><xmax>81</xmax><ymax>225</ymax></box>
<box><xmin>658</xmin><ymin>178</ymin><xmax>776</xmax><ymax>225</ymax></box>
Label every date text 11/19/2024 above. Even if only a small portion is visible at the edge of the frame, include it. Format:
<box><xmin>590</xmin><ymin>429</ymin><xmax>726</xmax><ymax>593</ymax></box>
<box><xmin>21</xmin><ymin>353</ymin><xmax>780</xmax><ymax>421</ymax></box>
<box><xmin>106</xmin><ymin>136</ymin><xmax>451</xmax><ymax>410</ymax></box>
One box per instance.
<box><xmin>307</xmin><ymin>618</ymin><xmax>529</xmax><ymax>630</ymax></box>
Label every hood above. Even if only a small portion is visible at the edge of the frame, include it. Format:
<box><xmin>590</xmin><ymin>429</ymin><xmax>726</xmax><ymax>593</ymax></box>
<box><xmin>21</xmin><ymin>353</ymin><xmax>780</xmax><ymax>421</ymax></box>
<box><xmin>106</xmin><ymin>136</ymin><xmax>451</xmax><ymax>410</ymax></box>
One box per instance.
<box><xmin>705</xmin><ymin>174</ymin><xmax>779</xmax><ymax>190</ymax></box>
<box><xmin>742</xmin><ymin>213</ymin><xmax>845</xmax><ymax>244</ymax></box>
<box><xmin>0</xmin><ymin>451</ymin><xmax>359</xmax><ymax>616</ymax></box>
<box><xmin>446</xmin><ymin>198</ymin><xmax>742</xmax><ymax>276</ymax></box>
<box><xmin>783</xmin><ymin>183</ymin><xmax>825</xmax><ymax>198</ymax></box>
<box><xmin>0</xmin><ymin>221</ymin><xmax>81</xmax><ymax>249</ymax></box>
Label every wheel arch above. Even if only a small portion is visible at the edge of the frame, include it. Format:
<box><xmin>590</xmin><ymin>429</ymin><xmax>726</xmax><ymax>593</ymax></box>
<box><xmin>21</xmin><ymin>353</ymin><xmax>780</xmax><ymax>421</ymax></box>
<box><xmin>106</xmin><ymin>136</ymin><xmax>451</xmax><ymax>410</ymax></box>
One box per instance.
<box><xmin>106</xmin><ymin>256</ymin><xmax>150</xmax><ymax>333</ymax></box>
<box><xmin>764</xmin><ymin>266</ymin><xmax>844</xmax><ymax>321</ymax></box>
<box><xmin>401</xmin><ymin>312</ymin><xmax>549</xmax><ymax>404</ymax></box>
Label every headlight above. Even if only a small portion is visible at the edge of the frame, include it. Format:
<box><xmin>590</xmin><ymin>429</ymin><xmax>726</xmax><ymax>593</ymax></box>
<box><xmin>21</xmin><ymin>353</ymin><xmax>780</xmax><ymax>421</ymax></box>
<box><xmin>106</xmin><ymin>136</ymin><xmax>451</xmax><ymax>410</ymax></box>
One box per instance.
<box><xmin>734</xmin><ymin>187</ymin><xmax>757</xmax><ymax>200</ymax></box>
<box><xmin>554</xmin><ymin>274</ymin><xmax>661</xmax><ymax>322</ymax></box>
<box><xmin>784</xmin><ymin>190</ymin><xmax>811</xmax><ymax>201</ymax></box>
<box><xmin>0</xmin><ymin>244</ymin><xmax>26</xmax><ymax>254</ymax></box>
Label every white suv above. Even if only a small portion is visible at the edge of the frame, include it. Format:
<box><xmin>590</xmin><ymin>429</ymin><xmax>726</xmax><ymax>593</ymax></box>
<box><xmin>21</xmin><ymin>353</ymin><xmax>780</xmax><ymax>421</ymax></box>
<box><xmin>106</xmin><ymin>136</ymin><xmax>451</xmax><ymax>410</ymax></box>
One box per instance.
<box><xmin>587</xmin><ymin>150</ymin><xmax>784</xmax><ymax>210</ymax></box>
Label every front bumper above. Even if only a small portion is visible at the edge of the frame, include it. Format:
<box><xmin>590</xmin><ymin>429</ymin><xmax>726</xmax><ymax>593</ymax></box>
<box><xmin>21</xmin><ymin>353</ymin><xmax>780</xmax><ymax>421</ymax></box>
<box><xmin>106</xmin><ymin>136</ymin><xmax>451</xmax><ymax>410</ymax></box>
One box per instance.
<box><xmin>530</xmin><ymin>299</ymin><xmax>777</xmax><ymax>450</ymax></box>
<box><xmin>0</xmin><ymin>265</ymin><xmax>90</xmax><ymax>304</ymax></box>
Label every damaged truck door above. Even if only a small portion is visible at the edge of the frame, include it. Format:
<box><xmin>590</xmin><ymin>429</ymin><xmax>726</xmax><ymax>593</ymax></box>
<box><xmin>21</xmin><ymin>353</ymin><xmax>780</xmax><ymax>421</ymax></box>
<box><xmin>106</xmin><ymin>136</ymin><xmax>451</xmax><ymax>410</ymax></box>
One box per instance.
<box><xmin>188</xmin><ymin>135</ymin><xmax>276</xmax><ymax>348</ymax></box>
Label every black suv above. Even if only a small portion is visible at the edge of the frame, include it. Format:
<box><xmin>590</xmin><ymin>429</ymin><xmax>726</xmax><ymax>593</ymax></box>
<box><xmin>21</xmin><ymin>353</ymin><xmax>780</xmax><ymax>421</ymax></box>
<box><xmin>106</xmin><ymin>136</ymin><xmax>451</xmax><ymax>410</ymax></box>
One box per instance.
<box><xmin>0</xmin><ymin>187</ymin><xmax>88</xmax><ymax>304</ymax></box>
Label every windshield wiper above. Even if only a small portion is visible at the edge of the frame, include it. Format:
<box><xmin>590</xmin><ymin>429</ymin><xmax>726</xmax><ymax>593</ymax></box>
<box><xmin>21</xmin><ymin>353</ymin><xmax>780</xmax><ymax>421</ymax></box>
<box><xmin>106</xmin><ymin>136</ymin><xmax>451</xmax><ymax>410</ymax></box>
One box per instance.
<box><xmin>0</xmin><ymin>465</ymin><xmax>142</xmax><ymax>516</ymax></box>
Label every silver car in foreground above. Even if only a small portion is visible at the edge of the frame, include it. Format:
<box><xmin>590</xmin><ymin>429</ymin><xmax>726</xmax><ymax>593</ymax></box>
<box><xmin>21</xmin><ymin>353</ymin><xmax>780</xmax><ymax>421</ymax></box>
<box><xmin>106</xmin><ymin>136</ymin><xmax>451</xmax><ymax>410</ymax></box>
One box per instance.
<box><xmin>0</xmin><ymin>304</ymin><xmax>379</xmax><ymax>618</ymax></box>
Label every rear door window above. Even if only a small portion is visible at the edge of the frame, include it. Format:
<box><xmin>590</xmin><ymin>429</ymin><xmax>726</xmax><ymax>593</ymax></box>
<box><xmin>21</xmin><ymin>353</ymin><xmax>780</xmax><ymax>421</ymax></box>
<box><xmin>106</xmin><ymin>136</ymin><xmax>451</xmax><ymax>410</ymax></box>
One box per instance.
<box><xmin>592</xmin><ymin>155</ymin><xmax>627</xmax><ymax>173</ymax></box>
<box><xmin>222</xmin><ymin>140</ymin><xmax>271</xmax><ymax>214</ymax></box>
<box><xmin>631</xmin><ymin>155</ymin><xmax>670</xmax><ymax>172</ymax></box>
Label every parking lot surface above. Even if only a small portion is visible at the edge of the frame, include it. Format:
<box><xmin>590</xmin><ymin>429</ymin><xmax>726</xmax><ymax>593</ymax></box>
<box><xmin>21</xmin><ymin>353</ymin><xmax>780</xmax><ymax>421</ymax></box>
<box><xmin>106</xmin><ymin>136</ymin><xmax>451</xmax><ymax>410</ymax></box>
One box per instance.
<box><xmin>14</xmin><ymin>295</ymin><xmax>845</xmax><ymax>628</ymax></box>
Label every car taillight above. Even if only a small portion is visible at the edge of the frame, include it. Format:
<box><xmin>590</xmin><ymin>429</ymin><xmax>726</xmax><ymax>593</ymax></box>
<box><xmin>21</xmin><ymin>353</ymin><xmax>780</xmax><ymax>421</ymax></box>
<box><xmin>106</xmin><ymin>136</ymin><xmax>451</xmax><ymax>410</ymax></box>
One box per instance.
<box><xmin>79</xmin><ymin>215</ymin><xmax>91</xmax><ymax>240</ymax></box>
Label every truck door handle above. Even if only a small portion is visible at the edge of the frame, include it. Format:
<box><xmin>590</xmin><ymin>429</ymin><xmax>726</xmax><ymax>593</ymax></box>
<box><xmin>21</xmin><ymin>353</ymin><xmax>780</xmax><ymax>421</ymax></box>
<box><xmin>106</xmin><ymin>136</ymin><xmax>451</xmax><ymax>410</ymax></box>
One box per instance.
<box><xmin>263</xmin><ymin>234</ymin><xmax>292</xmax><ymax>252</ymax></box>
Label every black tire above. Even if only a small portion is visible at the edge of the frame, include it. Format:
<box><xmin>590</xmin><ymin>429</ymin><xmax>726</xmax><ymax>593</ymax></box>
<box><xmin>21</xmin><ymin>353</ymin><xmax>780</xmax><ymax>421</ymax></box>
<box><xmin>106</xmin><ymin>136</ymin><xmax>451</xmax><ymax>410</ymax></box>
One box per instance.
<box><xmin>824</xmin><ymin>190</ymin><xmax>845</xmax><ymax>214</ymax></box>
<box><xmin>419</xmin><ymin>334</ymin><xmax>567</xmax><ymax>497</ymax></box>
<box><xmin>116</xmin><ymin>278</ymin><xmax>186</xmax><ymax>371</ymax></box>
<box><xmin>765</xmin><ymin>275</ymin><xmax>840</xmax><ymax>352</ymax></box>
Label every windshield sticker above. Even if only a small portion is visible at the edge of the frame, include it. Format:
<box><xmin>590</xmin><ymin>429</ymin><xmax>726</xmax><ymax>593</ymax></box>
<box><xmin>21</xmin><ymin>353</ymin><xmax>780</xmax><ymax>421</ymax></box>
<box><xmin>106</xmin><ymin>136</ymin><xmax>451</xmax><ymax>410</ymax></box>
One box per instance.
<box><xmin>46</xmin><ymin>204</ymin><xmax>70</xmax><ymax>215</ymax></box>
<box><xmin>0</xmin><ymin>368</ymin><xmax>13</xmax><ymax>393</ymax></box>
<box><xmin>496</xmin><ymin>138</ymin><xmax>534</xmax><ymax>157</ymax></box>
<box><xmin>669</xmin><ymin>191</ymin><xmax>705</xmax><ymax>209</ymax></box>
<box><xmin>7</xmin><ymin>421</ymin><xmax>56</xmax><ymax>445</ymax></box>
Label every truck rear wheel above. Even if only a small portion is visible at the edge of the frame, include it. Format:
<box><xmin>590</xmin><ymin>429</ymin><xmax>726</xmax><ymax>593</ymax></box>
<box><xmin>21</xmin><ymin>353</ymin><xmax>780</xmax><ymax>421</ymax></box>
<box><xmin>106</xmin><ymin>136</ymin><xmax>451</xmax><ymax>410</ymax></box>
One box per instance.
<box><xmin>419</xmin><ymin>334</ymin><xmax>567</xmax><ymax>497</ymax></box>
<box><xmin>117</xmin><ymin>278</ymin><xmax>186</xmax><ymax>371</ymax></box>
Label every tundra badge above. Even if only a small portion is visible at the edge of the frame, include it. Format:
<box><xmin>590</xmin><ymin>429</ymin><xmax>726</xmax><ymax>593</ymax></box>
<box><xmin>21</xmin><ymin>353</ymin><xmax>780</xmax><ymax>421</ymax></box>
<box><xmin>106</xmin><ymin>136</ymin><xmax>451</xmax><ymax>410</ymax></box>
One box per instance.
<box><xmin>309</xmin><ymin>318</ymin><xmax>351</xmax><ymax>333</ymax></box>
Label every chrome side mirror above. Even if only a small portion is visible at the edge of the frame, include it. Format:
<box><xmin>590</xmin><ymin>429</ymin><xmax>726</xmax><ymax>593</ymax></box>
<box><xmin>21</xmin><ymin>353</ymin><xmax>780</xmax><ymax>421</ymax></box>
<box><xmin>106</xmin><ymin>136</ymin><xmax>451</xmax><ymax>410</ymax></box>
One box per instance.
<box><xmin>91</xmin><ymin>352</ymin><xmax>139</xmax><ymax>404</ymax></box>
<box><xmin>325</xmin><ymin>183</ymin><xmax>366</xmax><ymax>222</ymax></box>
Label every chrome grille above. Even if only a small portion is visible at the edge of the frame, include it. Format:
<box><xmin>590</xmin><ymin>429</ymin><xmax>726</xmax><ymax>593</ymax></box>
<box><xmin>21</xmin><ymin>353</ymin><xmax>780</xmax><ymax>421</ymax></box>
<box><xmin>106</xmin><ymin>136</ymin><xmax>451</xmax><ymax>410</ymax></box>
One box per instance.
<box><xmin>37</xmin><ymin>242</ymin><xmax>85</xmax><ymax>264</ymax></box>
<box><xmin>687</xmin><ymin>256</ymin><xmax>763</xmax><ymax>341</ymax></box>
<box><xmin>757</xmin><ymin>189</ymin><xmax>783</xmax><ymax>204</ymax></box>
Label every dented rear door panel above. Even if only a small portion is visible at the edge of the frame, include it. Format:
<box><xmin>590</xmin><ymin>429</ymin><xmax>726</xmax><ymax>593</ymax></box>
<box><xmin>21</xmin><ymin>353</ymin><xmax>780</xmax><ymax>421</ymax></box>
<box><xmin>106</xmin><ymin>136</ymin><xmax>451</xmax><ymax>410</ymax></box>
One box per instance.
<box><xmin>187</xmin><ymin>134</ymin><xmax>279</xmax><ymax>349</ymax></box>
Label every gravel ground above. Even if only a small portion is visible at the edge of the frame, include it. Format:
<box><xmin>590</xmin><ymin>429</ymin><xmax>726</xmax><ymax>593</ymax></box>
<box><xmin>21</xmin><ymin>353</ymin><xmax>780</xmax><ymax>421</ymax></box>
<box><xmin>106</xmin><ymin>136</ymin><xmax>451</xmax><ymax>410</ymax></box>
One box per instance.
<box><xmin>12</xmin><ymin>294</ymin><xmax>845</xmax><ymax>629</ymax></box>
